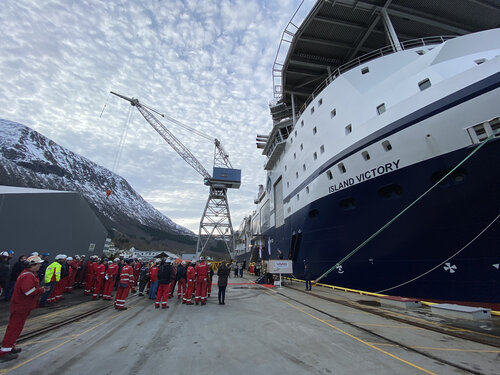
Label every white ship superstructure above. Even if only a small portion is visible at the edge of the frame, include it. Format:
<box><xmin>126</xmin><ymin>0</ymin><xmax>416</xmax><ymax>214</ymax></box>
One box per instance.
<box><xmin>240</xmin><ymin>0</ymin><xmax>500</xmax><ymax>308</ymax></box>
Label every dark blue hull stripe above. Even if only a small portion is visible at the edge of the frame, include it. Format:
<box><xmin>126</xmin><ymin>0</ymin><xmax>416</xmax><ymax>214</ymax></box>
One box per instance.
<box><xmin>284</xmin><ymin>71</ymin><xmax>500</xmax><ymax>204</ymax></box>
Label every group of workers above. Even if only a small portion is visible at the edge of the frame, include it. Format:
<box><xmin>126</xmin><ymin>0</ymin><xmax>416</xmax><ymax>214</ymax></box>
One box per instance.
<box><xmin>0</xmin><ymin>250</ymin><xmax>235</xmax><ymax>362</ymax></box>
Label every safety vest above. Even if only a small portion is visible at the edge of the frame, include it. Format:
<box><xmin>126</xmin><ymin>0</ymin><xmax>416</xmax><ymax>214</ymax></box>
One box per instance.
<box><xmin>45</xmin><ymin>261</ymin><xmax>62</xmax><ymax>283</ymax></box>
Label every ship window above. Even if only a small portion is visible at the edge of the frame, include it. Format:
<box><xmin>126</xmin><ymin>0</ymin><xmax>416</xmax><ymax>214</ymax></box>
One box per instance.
<box><xmin>331</xmin><ymin>108</ymin><xmax>336</xmax><ymax>118</ymax></box>
<box><xmin>338</xmin><ymin>163</ymin><xmax>346</xmax><ymax>173</ymax></box>
<box><xmin>300</xmin><ymin>144</ymin><xmax>303</xmax><ymax>151</ymax></box>
<box><xmin>345</xmin><ymin>124</ymin><xmax>352</xmax><ymax>135</ymax></box>
<box><xmin>377</xmin><ymin>103</ymin><xmax>386</xmax><ymax>115</ymax></box>
<box><xmin>313</xmin><ymin>127</ymin><xmax>317</xmax><ymax>134</ymax></box>
<box><xmin>418</xmin><ymin>78</ymin><xmax>431</xmax><ymax>91</ymax></box>
<box><xmin>326</xmin><ymin>170</ymin><xmax>332</xmax><ymax>180</ymax></box>
<box><xmin>285</xmin><ymin>165</ymin><xmax>287</xmax><ymax>171</ymax></box>
<box><xmin>378</xmin><ymin>184</ymin><xmax>403</xmax><ymax>199</ymax></box>
<box><xmin>294</xmin><ymin>153</ymin><xmax>296</xmax><ymax>159</ymax></box>
<box><xmin>302</xmin><ymin>164</ymin><xmax>306</xmax><ymax>171</ymax></box>
<box><xmin>287</xmin><ymin>207</ymin><xmax>291</xmax><ymax>213</ymax></box>
<box><xmin>313</xmin><ymin>152</ymin><xmax>317</xmax><ymax>160</ymax></box>
<box><xmin>474</xmin><ymin>58</ymin><xmax>486</xmax><ymax>65</ymax></box>
<box><xmin>320</xmin><ymin>145</ymin><xmax>325</xmax><ymax>154</ymax></box>
<box><xmin>361</xmin><ymin>67</ymin><xmax>369</xmax><ymax>74</ymax></box>
<box><xmin>382</xmin><ymin>140</ymin><xmax>392</xmax><ymax>151</ymax></box>
<box><xmin>297</xmin><ymin>194</ymin><xmax>300</xmax><ymax>201</ymax></box>
<box><xmin>306</xmin><ymin>186</ymin><xmax>310</xmax><ymax>194</ymax></box>
<box><xmin>287</xmin><ymin>182</ymin><xmax>289</xmax><ymax>188</ymax></box>
<box><xmin>472</xmin><ymin>124</ymin><xmax>488</xmax><ymax>141</ymax></box>
<box><xmin>416</xmin><ymin>50</ymin><xmax>425</xmax><ymax>55</ymax></box>
<box><xmin>362</xmin><ymin>151</ymin><xmax>370</xmax><ymax>160</ymax></box>
<box><xmin>308</xmin><ymin>208</ymin><xmax>319</xmax><ymax>218</ymax></box>
<box><xmin>301</xmin><ymin>120</ymin><xmax>304</xmax><ymax>127</ymax></box>
<box><xmin>290</xmin><ymin>137</ymin><xmax>293</xmax><ymax>144</ymax></box>
<box><xmin>311</xmin><ymin>106</ymin><xmax>315</xmax><ymax>115</ymax></box>
<box><xmin>491</xmin><ymin>117</ymin><xmax>500</xmax><ymax>135</ymax></box>
<box><xmin>318</xmin><ymin>98</ymin><xmax>323</xmax><ymax>107</ymax></box>
<box><xmin>294</xmin><ymin>130</ymin><xmax>297</xmax><ymax>136</ymax></box>
<box><xmin>340</xmin><ymin>198</ymin><xmax>356</xmax><ymax>210</ymax></box>
<box><xmin>431</xmin><ymin>167</ymin><xmax>467</xmax><ymax>187</ymax></box>
<box><xmin>296</xmin><ymin>172</ymin><xmax>299</xmax><ymax>179</ymax></box>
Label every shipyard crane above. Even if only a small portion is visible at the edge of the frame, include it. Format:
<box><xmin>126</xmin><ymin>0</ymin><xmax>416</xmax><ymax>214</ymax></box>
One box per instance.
<box><xmin>110</xmin><ymin>91</ymin><xmax>241</xmax><ymax>260</ymax></box>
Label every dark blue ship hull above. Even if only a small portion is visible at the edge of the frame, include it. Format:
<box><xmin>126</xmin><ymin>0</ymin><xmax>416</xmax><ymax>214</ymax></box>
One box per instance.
<box><xmin>265</xmin><ymin>140</ymin><xmax>500</xmax><ymax>309</ymax></box>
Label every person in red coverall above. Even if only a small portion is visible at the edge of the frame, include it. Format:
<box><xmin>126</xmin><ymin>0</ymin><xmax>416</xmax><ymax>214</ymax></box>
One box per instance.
<box><xmin>149</xmin><ymin>259</ymin><xmax>160</xmax><ymax>299</ymax></box>
<box><xmin>185</xmin><ymin>260</ymin><xmax>196</xmax><ymax>305</ymax></box>
<box><xmin>65</xmin><ymin>256</ymin><xmax>78</xmax><ymax>293</ymax></box>
<box><xmin>83</xmin><ymin>256</ymin><xmax>97</xmax><ymax>295</ymax></box>
<box><xmin>0</xmin><ymin>256</ymin><xmax>48</xmax><ymax>362</ymax></box>
<box><xmin>155</xmin><ymin>258</ymin><xmax>173</xmax><ymax>309</ymax></box>
<box><xmin>195</xmin><ymin>257</ymin><xmax>209</xmax><ymax>305</ymax></box>
<box><xmin>132</xmin><ymin>259</ymin><xmax>142</xmax><ymax>293</ymax></box>
<box><xmin>102</xmin><ymin>258</ymin><xmax>119</xmax><ymax>300</ymax></box>
<box><xmin>92</xmin><ymin>258</ymin><xmax>106</xmax><ymax>299</ymax></box>
<box><xmin>114</xmin><ymin>259</ymin><xmax>133</xmax><ymax>310</ymax></box>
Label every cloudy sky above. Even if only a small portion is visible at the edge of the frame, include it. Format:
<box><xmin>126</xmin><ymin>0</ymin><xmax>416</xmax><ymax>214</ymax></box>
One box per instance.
<box><xmin>0</xmin><ymin>0</ymin><xmax>316</xmax><ymax>232</ymax></box>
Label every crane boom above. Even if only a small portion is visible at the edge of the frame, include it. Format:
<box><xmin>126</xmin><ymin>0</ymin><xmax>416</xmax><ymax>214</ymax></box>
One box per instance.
<box><xmin>110</xmin><ymin>91</ymin><xmax>211</xmax><ymax>181</ymax></box>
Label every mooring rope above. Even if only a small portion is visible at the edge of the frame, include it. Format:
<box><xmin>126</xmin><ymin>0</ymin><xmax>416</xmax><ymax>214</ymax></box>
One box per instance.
<box><xmin>376</xmin><ymin>213</ymin><xmax>500</xmax><ymax>293</ymax></box>
<box><xmin>314</xmin><ymin>133</ymin><xmax>495</xmax><ymax>284</ymax></box>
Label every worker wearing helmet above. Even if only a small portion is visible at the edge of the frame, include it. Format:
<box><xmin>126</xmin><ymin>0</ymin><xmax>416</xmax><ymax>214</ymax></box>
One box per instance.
<box><xmin>206</xmin><ymin>262</ymin><xmax>214</xmax><ymax>298</ymax></box>
<box><xmin>40</xmin><ymin>255</ymin><xmax>64</xmax><ymax>306</ymax></box>
<box><xmin>102</xmin><ymin>259</ymin><xmax>119</xmax><ymax>300</ymax></box>
<box><xmin>114</xmin><ymin>259</ymin><xmax>134</xmax><ymax>310</ymax></box>
<box><xmin>132</xmin><ymin>258</ymin><xmax>142</xmax><ymax>293</ymax></box>
<box><xmin>83</xmin><ymin>256</ymin><xmax>96</xmax><ymax>296</ymax></box>
<box><xmin>92</xmin><ymin>258</ymin><xmax>106</xmax><ymax>300</ymax></box>
<box><xmin>0</xmin><ymin>256</ymin><xmax>48</xmax><ymax>362</ymax></box>
<box><xmin>185</xmin><ymin>260</ymin><xmax>196</xmax><ymax>305</ymax></box>
<box><xmin>155</xmin><ymin>259</ymin><xmax>173</xmax><ymax>309</ymax></box>
<box><xmin>195</xmin><ymin>257</ymin><xmax>209</xmax><ymax>305</ymax></box>
<box><xmin>176</xmin><ymin>261</ymin><xmax>187</xmax><ymax>302</ymax></box>
<box><xmin>148</xmin><ymin>259</ymin><xmax>160</xmax><ymax>299</ymax></box>
<box><xmin>51</xmin><ymin>255</ymin><xmax>67</xmax><ymax>303</ymax></box>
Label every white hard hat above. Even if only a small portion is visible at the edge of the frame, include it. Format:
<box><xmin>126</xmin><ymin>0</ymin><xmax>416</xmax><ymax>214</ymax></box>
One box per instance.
<box><xmin>55</xmin><ymin>254</ymin><xmax>66</xmax><ymax>260</ymax></box>
<box><xmin>67</xmin><ymin>257</ymin><xmax>73</xmax><ymax>261</ymax></box>
<box><xmin>27</xmin><ymin>255</ymin><xmax>43</xmax><ymax>265</ymax></box>
<box><xmin>0</xmin><ymin>251</ymin><xmax>9</xmax><ymax>257</ymax></box>
<box><xmin>31</xmin><ymin>252</ymin><xmax>39</xmax><ymax>256</ymax></box>
<box><xmin>199</xmin><ymin>256</ymin><xmax>205</xmax><ymax>261</ymax></box>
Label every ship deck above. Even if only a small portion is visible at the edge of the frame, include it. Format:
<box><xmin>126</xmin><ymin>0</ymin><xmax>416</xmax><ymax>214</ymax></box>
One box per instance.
<box><xmin>0</xmin><ymin>273</ymin><xmax>498</xmax><ymax>375</ymax></box>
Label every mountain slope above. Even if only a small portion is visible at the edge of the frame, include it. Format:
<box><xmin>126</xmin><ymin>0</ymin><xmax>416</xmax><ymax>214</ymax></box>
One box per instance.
<box><xmin>0</xmin><ymin>119</ymin><xmax>196</xmax><ymax>251</ymax></box>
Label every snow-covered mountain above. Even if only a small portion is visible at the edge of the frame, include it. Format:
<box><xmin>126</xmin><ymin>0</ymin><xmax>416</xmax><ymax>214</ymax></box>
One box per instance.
<box><xmin>0</xmin><ymin>119</ymin><xmax>195</xmax><ymax>250</ymax></box>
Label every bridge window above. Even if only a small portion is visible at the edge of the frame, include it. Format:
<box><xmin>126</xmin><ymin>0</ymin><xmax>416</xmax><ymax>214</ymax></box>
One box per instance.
<box><xmin>313</xmin><ymin>152</ymin><xmax>317</xmax><ymax>160</ymax></box>
<box><xmin>362</xmin><ymin>151</ymin><xmax>370</xmax><ymax>160</ymax></box>
<box><xmin>320</xmin><ymin>145</ymin><xmax>325</xmax><ymax>154</ymax></box>
<box><xmin>313</xmin><ymin>126</ymin><xmax>317</xmax><ymax>135</ymax></box>
<box><xmin>361</xmin><ymin>67</ymin><xmax>369</xmax><ymax>74</ymax></box>
<box><xmin>382</xmin><ymin>140</ymin><xmax>392</xmax><ymax>151</ymax></box>
<box><xmin>318</xmin><ymin>98</ymin><xmax>323</xmax><ymax>107</ymax></box>
<box><xmin>300</xmin><ymin>144</ymin><xmax>303</xmax><ymax>151</ymax></box>
<box><xmin>345</xmin><ymin>124</ymin><xmax>352</xmax><ymax>135</ymax></box>
<box><xmin>306</xmin><ymin>186</ymin><xmax>310</xmax><ymax>194</ymax></box>
<box><xmin>302</xmin><ymin>164</ymin><xmax>306</xmax><ymax>171</ymax></box>
<box><xmin>331</xmin><ymin>108</ymin><xmax>336</xmax><ymax>118</ymax></box>
<box><xmin>326</xmin><ymin>170</ymin><xmax>333</xmax><ymax>180</ymax></box>
<box><xmin>301</xmin><ymin>120</ymin><xmax>304</xmax><ymax>127</ymax></box>
<box><xmin>475</xmin><ymin>58</ymin><xmax>486</xmax><ymax>65</ymax></box>
<box><xmin>296</xmin><ymin>172</ymin><xmax>299</xmax><ymax>179</ymax></box>
<box><xmin>311</xmin><ymin>106</ymin><xmax>315</xmax><ymax>115</ymax></box>
<box><xmin>338</xmin><ymin>163</ymin><xmax>346</xmax><ymax>173</ymax></box>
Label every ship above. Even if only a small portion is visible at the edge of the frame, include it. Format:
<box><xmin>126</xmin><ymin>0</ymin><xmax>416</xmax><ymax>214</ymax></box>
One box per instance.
<box><xmin>235</xmin><ymin>0</ymin><xmax>500</xmax><ymax>309</ymax></box>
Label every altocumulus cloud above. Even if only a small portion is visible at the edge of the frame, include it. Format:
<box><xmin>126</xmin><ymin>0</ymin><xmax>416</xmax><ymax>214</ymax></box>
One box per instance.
<box><xmin>0</xmin><ymin>0</ymin><xmax>313</xmax><ymax>232</ymax></box>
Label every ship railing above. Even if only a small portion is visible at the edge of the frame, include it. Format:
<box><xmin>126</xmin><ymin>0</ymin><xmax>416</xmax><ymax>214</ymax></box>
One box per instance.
<box><xmin>271</xmin><ymin>0</ymin><xmax>315</xmax><ymax>103</ymax></box>
<box><xmin>293</xmin><ymin>36</ymin><xmax>455</xmax><ymax>117</ymax></box>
